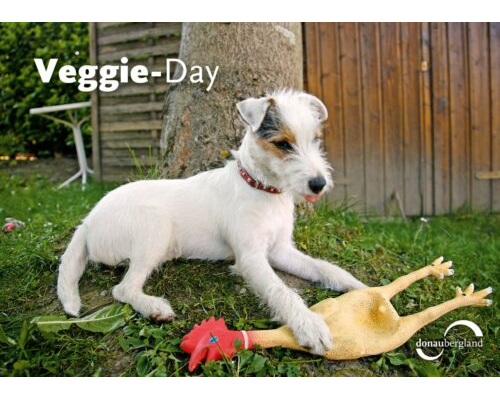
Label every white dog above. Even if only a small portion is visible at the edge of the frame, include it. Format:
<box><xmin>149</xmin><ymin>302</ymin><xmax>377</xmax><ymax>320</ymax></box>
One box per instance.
<box><xmin>57</xmin><ymin>89</ymin><xmax>366</xmax><ymax>354</ymax></box>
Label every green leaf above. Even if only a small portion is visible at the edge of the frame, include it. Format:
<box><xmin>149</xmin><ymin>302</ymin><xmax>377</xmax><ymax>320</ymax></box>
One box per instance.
<box><xmin>136</xmin><ymin>352</ymin><xmax>150</xmax><ymax>376</ymax></box>
<box><xmin>403</xmin><ymin>357</ymin><xmax>420</xmax><ymax>375</ymax></box>
<box><xmin>468</xmin><ymin>361</ymin><xmax>482</xmax><ymax>373</ymax></box>
<box><xmin>117</xmin><ymin>335</ymin><xmax>130</xmax><ymax>352</ymax></box>
<box><xmin>126</xmin><ymin>337</ymin><xmax>147</xmax><ymax>350</ymax></box>
<box><xmin>31</xmin><ymin>303</ymin><xmax>130</xmax><ymax>334</ymax></box>
<box><xmin>414</xmin><ymin>362</ymin><xmax>443</xmax><ymax>377</ymax></box>
<box><xmin>233</xmin><ymin>338</ymin><xmax>242</xmax><ymax>349</ymax></box>
<box><xmin>75</xmin><ymin>303</ymin><xmax>128</xmax><ymax>333</ymax></box>
<box><xmin>251</xmin><ymin>319</ymin><xmax>271</xmax><ymax>329</ymax></box>
<box><xmin>31</xmin><ymin>315</ymin><xmax>72</xmax><ymax>333</ymax></box>
<box><xmin>386</xmin><ymin>352</ymin><xmax>407</xmax><ymax>366</ymax></box>
<box><xmin>18</xmin><ymin>320</ymin><xmax>30</xmax><ymax>349</ymax></box>
<box><xmin>237</xmin><ymin>350</ymin><xmax>254</xmax><ymax>370</ymax></box>
<box><xmin>0</xmin><ymin>324</ymin><xmax>16</xmax><ymax>346</ymax></box>
<box><xmin>13</xmin><ymin>359</ymin><xmax>30</xmax><ymax>371</ymax></box>
<box><xmin>246</xmin><ymin>354</ymin><xmax>267</xmax><ymax>375</ymax></box>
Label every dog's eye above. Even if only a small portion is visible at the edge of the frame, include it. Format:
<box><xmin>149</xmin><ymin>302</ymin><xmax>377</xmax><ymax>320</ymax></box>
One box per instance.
<box><xmin>274</xmin><ymin>141</ymin><xmax>293</xmax><ymax>152</ymax></box>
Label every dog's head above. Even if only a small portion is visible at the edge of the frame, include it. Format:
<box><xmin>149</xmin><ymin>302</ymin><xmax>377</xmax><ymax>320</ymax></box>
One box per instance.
<box><xmin>236</xmin><ymin>89</ymin><xmax>333</xmax><ymax>203</ymax></box>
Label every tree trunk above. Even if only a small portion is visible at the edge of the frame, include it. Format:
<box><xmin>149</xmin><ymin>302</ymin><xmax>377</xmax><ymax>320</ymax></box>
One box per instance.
<box><xmin>161</xmin><ymin>22</ymin><xmax>303</xmax><ymax>178</ymax></box>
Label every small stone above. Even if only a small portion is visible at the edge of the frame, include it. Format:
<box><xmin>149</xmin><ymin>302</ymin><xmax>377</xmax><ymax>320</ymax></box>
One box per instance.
<box><xmin>239</xmin><ymin>287</ymin><xmax>247</xmax><ymax>295</ymax></box>
<box><xmin>100</xmin><ymin>290</ymin><xmax>108</xmax><ymax>297</ymax></box>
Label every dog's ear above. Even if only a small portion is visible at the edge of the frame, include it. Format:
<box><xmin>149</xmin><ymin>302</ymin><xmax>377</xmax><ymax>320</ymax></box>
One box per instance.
<box><xmin>236</xmin><ymin>97</ymin><xmax>271</xmax><ymax>132</ymax></box>
<box><xmin>299</xmin><ymin>93</ymin><xmax>328</xmax><ymax>123</ymax></box>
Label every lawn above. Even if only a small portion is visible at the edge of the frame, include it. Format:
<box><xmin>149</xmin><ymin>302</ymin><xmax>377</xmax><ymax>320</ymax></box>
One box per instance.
<box><xmin>0</xmin><ymin>167</ymin><xmax>498</xmax><ymax>376</ymax></box>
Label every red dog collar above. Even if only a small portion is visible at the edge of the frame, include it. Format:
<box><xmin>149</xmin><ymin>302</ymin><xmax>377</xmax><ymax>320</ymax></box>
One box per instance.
<box><xmin>237</xmin><ymin>160</ymin><xmax>282</xmax><ymax>194</ymax></box>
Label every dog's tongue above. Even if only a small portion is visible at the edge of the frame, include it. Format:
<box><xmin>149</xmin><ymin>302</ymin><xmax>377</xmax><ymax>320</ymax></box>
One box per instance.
<box><xmin>304</xmin><ymin>194</ymin><xmax>321</xmax><ymax>203</ymax></box>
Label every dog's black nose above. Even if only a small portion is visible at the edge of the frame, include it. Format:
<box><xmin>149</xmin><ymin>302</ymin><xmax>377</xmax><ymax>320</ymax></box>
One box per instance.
<box><xmin>308</xmin><ymin>176</ymin><xmax>326</xmax><ymax>194</ymax></box>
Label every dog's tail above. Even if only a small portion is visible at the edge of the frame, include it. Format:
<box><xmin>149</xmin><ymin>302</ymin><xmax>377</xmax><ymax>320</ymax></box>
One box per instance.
<box><xmin>57</xmin><ymin>224</ymin><xmax>88</xmax><ymax>316</ymax></box>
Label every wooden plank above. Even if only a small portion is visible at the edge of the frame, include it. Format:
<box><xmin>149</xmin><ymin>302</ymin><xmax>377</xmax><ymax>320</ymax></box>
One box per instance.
<box><xmin>98</xmin><ymin>43</ymin><xmax>180</xmax><ymax>63</ymax></box>
<box><xmin>100</xmin><ymin>94</ymin><xmax>151</xmax><ymax>107</ymax></box>
<box><xmin>338</xmin><ymin>23</ymin><xmax>365</xmax><ymax>211</ymax></box>
<box><xmin>98</xmin><ymin>22</ymin><xmax>136</xmax><ymax>30</ymax></box>
<box><xmin>98</xmin><ymin>23</ymin><xmax>154</xmax><ymax>38</ymax></box>
<box><xmin>101</xmin><ymin>139</ymin><xmax>159</xmax><ymax>149</ymax></box>
<box><xmin>401</xmin><ymin>22</ymin><xmax>423</xmax><ymax>215</ymax></box>
<box><xmin>468</xmin><ymin>23</ymin><xmax>491</xmax><ymax>210</ymax></box>
<box><xmin>99</xmin><ymin>102</ymin><xmax>164</xmax><ymax>114</ymax></box>
<box><xmin>100</xmin><ymin>112</ymin><xmax>153</xmax><ymax>123</ymax></box>
<box><xmin>304</xmin><ymin>23</ymin><xmax>322</xmax><ymax>98</ymax></box>
<box><xmin>92</xmin><ymin>58</ymin><xmax>173</xmax><ymax>72</ymax></box>
<box><xmin>317</xmin><ymin>23</ymin><xmax>347</xmax><ymax>205</ymax></box>
<box><xmin>99</xmin><ymin>25</ymin><xmax>182</xmax><ymax>46</ymax></box>
<box><xmin>101</xmin><ymin>132</ymin><xmax>157</xmax><ymax>141</ymax></box>
<box><xmin>430</xmin><ymin>22</ymin><xmax>451</xmax><ymax>214</ymax></box>
<box><xmin>102</xmin><ymin>148</ymin><xmax>154</xmax><ymax>158</ymax></box>
<box><xmin>99</xmin><ymin>35</ymin><xmax>181</xmax><ymax>57</ymax></box>
<box><xmin>102</xmin><ymin>157</ymin><xmax>154</xmax><ymax>167</ymax></box>
<box><xmin>419</xmin><ymin>22</ymin><xmax>434</xmax><ymax>215</ymax></box>
<box><xmin>101</xmin><ymin>165</ymin><xmax>135</xmax><ymax>182</ymax></box>
<box><xmin>476</xmin><ymin>171</ymin><xmax>500</xmax><ymax>180</ymax></box>
<box><xmin>101</xmin><ymin>174</ymin><xmax>130</xmax><ymax>183</ymax></box>
<box><xmin>100</xmin><ymin>120</ymin><xmax>162</xmax><ymax>132</ymax></box>
<box><xmin>100</xmin><ymin>83</ymin><xmax>169</xmax><ymax>98</ymax></box>
<box><xmin>359</xmin><ymin>22</ymin><xmax>384</xmax><ymax>215</ymax></box>
<box><xmin>447</xmin><ymin>22</ymin><xmax>470</xmax><ymax>211</ymax></box>
<box><xmin>490</xmin><ymin>22</ymin><xmax>500</xmax><ymax>211</ymax></box>
<box><xmin>115</xmin><ymin>57</ymin><xmax>173</xmax><ymax>68</ymax></box>
<box><xmin>89</xmin><ymin>22</ymin><xmax>102</xmax><ymax>181</ymax></box>
<box><xmin>380</xmin><ymin>23</ymin><xmax>405</xmax><ymax>214</ymax></box>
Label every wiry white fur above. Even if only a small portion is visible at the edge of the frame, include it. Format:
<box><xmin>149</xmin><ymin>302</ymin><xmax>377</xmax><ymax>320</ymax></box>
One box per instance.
<box><xmin>57</xmin><ymin>89</ymin><xmax>366</xmax><ymax>355</ymax></box>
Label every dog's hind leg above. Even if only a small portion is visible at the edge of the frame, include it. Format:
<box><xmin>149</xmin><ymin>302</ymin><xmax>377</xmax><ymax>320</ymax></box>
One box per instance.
<box><xmin>112</xmin><ymin>256</ymin><xmax>175</xmax><ymax>322</ymax></box>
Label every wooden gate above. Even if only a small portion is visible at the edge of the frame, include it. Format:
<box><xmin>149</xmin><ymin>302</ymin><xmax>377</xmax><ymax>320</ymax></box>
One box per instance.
<box><xmin>305</xmin><ymin>22</ymin><xmax>499</xmax><ymax>215</ymax></box>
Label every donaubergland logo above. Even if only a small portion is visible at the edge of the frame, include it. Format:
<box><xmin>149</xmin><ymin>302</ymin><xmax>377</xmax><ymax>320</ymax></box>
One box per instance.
<box><xmin>416</xmin><ymin>320</ymin><xmax>483</xmax><ymax>361</ymax></box>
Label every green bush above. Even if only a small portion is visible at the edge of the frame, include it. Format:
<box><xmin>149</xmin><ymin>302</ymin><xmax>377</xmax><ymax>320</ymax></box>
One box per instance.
<box><xmin>0</xmin><ymin>23</ymin><xmax>90</xmax><ymax>157</ymax></box>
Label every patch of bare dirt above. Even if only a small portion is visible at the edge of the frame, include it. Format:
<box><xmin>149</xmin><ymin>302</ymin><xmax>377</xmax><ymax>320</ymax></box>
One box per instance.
<box><xmin>0</xmin><ymin>157</ymin><xmax>91</xmax><ymax>183</ymax></box>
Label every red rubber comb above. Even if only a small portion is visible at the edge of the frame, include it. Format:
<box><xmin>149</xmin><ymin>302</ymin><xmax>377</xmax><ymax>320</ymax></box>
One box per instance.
<box><xmin>181</xmin><ymin>317</ymin><xmax>253</xmax><ymax>372</ymax></box>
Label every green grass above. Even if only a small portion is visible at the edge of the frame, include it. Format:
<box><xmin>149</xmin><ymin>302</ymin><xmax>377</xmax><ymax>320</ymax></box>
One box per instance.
<box><xmin>0</xmin><ymin>171</ymin><xmax>498</xmax><ymax>376</ymax></box>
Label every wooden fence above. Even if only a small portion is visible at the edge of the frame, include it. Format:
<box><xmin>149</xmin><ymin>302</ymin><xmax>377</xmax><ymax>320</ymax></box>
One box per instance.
<box><xmin>89</xmin><ymin>22</ymin><xmax>182</xmax><ymax>182</ymax></box>
<box><xmin>90</xmin><ymin>22</ymin><xmax>499</xmax><ymax>215</ymax></box>
<box><xmin>305</xmin><ymin>22</ymin><xmax>499</xmax><ymax>215</ymax></box>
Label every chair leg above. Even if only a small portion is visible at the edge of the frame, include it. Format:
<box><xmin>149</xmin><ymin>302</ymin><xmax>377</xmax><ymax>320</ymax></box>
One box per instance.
<box><xmin>58</xmin><ymin>170</ymin><xmax>83</xmax><ymax>189</ymax></box>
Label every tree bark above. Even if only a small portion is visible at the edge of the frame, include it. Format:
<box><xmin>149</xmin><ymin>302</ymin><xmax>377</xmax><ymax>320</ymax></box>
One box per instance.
<box><xmin>161</xmin><ymin>22</ymin><xmax>303</xmax><ymax>178</ymax></box>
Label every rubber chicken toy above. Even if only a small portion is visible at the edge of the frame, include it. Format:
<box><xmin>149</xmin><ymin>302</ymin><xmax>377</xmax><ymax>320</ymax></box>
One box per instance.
<box><xmin>181</xmin><ymin>257</ymin><xmax>493</xmax><ymax>371</ymax></box>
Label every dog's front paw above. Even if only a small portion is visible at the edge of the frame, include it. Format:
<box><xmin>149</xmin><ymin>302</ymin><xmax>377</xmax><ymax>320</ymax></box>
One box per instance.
<box><xmin>323</xmin><ymin>274</ymin><xmax>368</xmax><ymax>292</ymax></box>
<box><xmin>290</xmin><ymin>311</ymin><xmax>332</xmax><ymax>355</ymax></box>
<box><xmin>145</xmin><ymin>297</ymin><xmax>176</xmax><ymax>323</ymax></box>
<box><xmin>344</xmin><ymin>279</ymin><xmax>368</xmax><ymax>291</ymax></box>
<box><xmin>318</xmin><ymin>262</ymin><xmax>368</xmax><ymax>292</ymax></box>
